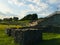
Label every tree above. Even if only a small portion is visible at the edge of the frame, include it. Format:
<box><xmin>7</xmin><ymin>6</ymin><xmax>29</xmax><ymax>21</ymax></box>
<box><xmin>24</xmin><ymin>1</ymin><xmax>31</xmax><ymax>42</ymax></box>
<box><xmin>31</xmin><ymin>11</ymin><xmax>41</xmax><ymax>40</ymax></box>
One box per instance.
<box><xmin>20</xmin><ymin>13</ymin><xmax>38</xmax><ymax>20</ymax></box>
<box><xmin>13</xmin><ymin>17</ymin><xmax>19</xmax><ymax>21</ymax></box>
<box><xmin>8</xmin><ymin>18</ymin><xmax>12</xmax><ymax>21</ymax></box>
<box><xmin>0</xmin><ymin>19</ymin><xmax>2</xmax><ymax>22</ymax></box>
<box><xmin>3</xmin><ymin>18</ymin><xmax>13</xmax><ymax>21</ymax></box>
<box><xmin>3</xmin><ymin>18</ymin><xmax>9</xmax><ymax>21</ymax></box>
<box><xmin>31</xmin><ymin>14</ymin><xmax>38</xmax><ymax>20</ymax></box>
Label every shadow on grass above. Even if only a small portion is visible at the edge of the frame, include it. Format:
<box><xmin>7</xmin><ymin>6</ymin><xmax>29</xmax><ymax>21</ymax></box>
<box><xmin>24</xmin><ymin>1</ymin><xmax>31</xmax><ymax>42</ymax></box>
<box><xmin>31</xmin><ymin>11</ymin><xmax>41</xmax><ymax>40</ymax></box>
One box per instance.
<box><xmin>38</xmin><ymin>38</ymin><xmax>60</xmax><ymax>45</ymax></box>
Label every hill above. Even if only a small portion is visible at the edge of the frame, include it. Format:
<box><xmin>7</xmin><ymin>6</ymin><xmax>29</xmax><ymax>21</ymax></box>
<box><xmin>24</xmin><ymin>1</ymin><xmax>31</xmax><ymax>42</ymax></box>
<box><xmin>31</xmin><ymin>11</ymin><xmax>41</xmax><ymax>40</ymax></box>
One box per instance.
<box><xmin>20</xmin><ymin>14</ymin><xmax>38</xmax><ymax>20</ymax></box>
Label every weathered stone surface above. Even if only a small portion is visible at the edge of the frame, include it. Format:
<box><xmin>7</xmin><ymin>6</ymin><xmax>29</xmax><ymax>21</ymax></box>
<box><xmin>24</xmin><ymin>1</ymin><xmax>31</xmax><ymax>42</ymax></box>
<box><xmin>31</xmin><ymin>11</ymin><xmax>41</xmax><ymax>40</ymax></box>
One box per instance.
<box><xmin>5</xmin><ymin>28</ymin><xmax>12</xmax><ymax>36</ymax></box>
<box><xmin>14</xmin><ymin>29</ymin><xmax>42</xmax><ymax>45</ymax></box>
<box><xmin>5</xmin><ymin>27</ymin><xmax>17</xmax><ymax>36</ymax></box>
<box><xmin>6</xmin><ymin>28</ymin><xmax>42</xmax><ymax>45</ymax></box>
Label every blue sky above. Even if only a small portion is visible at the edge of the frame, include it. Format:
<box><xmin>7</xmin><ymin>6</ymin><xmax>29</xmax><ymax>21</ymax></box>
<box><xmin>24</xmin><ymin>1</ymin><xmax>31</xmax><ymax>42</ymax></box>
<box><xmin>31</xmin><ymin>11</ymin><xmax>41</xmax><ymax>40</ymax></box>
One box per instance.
<box><xmin>0</xmin><ymin>0</ymin><xmax>60</xmax><ymax>19</ymax></box>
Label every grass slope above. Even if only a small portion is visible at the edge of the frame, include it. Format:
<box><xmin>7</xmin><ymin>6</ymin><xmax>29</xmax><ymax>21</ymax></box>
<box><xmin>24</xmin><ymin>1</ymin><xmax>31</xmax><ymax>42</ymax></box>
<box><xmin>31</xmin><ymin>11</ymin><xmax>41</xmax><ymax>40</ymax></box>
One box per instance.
<box><xmin>0</xmin><ymin>25</ymin><xmax>21</xmax><ymax>45</ymax></box>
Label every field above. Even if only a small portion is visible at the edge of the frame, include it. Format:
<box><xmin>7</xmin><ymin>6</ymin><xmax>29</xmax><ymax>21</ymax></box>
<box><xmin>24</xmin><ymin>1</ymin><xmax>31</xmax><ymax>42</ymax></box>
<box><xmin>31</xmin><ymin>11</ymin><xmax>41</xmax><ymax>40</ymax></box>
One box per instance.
<box><xmin>0</xmin><ymin>25</ymin><xmax>21</xmax><ymax>45</ymax></box>
<box><xmin>0</xmin><ymin>25</ymin><xmax>60</xmax><ymax>45</ymax></box>
<box><xmin>41</xmin><ymin>33</ymin><xmax>60</xmax><ymax>45</ymax></box>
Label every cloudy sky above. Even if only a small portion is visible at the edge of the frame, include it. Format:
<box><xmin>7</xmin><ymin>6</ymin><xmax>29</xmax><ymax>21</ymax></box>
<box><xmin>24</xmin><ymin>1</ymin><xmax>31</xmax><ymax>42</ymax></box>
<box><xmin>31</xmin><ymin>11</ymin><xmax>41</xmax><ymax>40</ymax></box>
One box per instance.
<box><xmin>0</xmin><ymin>0</ymin><xmax>60</xmax><ymax>19</ymax></box>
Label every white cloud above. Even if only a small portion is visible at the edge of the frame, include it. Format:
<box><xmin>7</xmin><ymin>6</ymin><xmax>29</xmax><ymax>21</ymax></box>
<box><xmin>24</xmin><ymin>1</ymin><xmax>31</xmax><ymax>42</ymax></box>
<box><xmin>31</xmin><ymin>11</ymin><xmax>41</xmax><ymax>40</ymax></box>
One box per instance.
<box><xmin>58</xmin><ymin>4</ymin><xmax>60</xmax><ymax>7</ymax></box>
<box><xmin>17</xmin><ymin>10</ymin><xmax>29</xmax><ymax>19</ymax></box>
<box><xmin>0</xmin><ymin>15</ymin><xmax>13</xmax><ymax>19</ymax></box>
<box><xmin>8</xmin><ymin>0</ymin><xmax>25</xmax><ymax>6</ymax></box>
<box><xmin>28</xmin><ymin>0</ymin><xmax>49</xmax><ymax>11</ymax></box>
<box><xmin>58</xmin><ymin>4</ymin><xmax>60</xmax><ymax>11</ymax></box>
<box><xmin>0</xmin><ymin>15</ymin><xmax>4</xmax><ymax>19</ymax></box>
<box><xmin>0</xmin><ymin>0</ymin><xmax>59</xmax><ymax>19</ymax></box>
<box><xmin>38</xmin><ymin>11</ymin><xmax>52</xmax><ymax>18</ymax></box>
<box><xmin>39</xmin><ymin>3</ymin><xmax>49</xmax><ymax>10</ymax></box>
<box><xmin>0</xmin><ymin>11</ymin><xmax>16</xmax><ymax>19</ymax></box>
<box><xmin>32</xmin><ymin>0</ymin><xmax>40</xmax><ymax>4</ymax></box>
<box><xmin>15</xmin><ymin>0</ymin><xmax>49</xmax><ymax>19</ymax></box>
<box><xmin>46</xmin><ymin>0</ymin><xmax>60</xmax><ymax>4</ymax></box>
<box><xmin>0</xmin><ymin>3</ymin><xmax>12</xmax><ymax>14</ymax></box>
<box><xmin>28</xmin><ymin>4</ymin><xmax>42</xmax><ymax>12</ymax></box>
<box><xmin>8</xmin><ymin>0</ymin><xmax>48</xmax><ymax>10</ymax></box>
<box><xmin>27</xmin><ymin>0</ymin><xmax>48</xmax><ymax>9</ymax></box>
<box><xmin>27</xmin><ymin>0</ymin><xmax>41</xmax><ymax>5</ymax></box>
<box><xmin>29</xmin><ymin>4</ymin><xmax>36</xmax><ymax>10</ymax></box>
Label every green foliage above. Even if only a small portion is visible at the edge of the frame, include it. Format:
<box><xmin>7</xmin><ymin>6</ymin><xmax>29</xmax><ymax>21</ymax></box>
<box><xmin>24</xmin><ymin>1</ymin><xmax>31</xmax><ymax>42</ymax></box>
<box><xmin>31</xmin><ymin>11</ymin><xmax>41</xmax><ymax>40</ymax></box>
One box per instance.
<box><xmin>2</xmin><ymin>17</ymin><xmax>19</xmax><ymax>22</ymax></box>
<box><xmin>9</xmin><ymin>18</ymin><xmax>12</xmax><ymax>21</ymax></box>
<box><xmin>0</xmin><ymin>25</ymin><xmax>21</xmax><ymax>45</ymax></box>
<box><xmin>13</xmin><ymin>17</ymin><xmax>19</xmax><ymax>21</ymax></box>
<box><xmin>0</xmin><ymin>13</ymin><xmax>38</xmax><ymax>26</ymax></box>
<box><xmin>0</xmin><ymin>19</ymin><xmax>2</xmax><ymax>21</ymax></box>
<box><xmin>0</xmin><ymin>20</ymin><xmax>30</xmax><ymax>27</ymax></box>
<box><xmin>20</xmin><ymin>13</ymin><xmax>38</xmax><ymax>20</ymax></box>
<box><xmin>0</xmin><ymin>25</ymin><xmax>14</xmax><ymax>45</ymax></box>
<box><xmin>3</xmin><ymin>18</ymin><xmax>9</xmax><ymax>21</ymax></box>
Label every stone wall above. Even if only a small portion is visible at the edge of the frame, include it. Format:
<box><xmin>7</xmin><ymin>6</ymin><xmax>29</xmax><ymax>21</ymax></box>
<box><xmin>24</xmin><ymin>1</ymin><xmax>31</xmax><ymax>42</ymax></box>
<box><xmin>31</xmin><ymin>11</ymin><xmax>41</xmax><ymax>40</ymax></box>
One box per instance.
<box><xmin>14</xmin><ymin>29</ymin><xmax>42</xmax><ymax>45</ymax></box>
<box><xmin>6</xmin><ymin>28</ymin><xmax>42</xmax><ymax>45</ymax></box>
<box><xmin>43</xmin><ymin>26</ymin><xmax>60</xmax><ymax>33</ymax></box>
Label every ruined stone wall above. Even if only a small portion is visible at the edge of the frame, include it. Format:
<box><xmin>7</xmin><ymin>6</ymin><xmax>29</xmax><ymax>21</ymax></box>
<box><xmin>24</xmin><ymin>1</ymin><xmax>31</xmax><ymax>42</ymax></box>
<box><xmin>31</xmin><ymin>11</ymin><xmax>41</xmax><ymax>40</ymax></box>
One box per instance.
<box><xmin>14</xmin><ymin>30</ymin><xmax>42</xmax><ymax>45</ymax></box>
<box><xmin>6</xmin><ymin>28</ymin><xmax>42</xmax><ymax>45</ymax></box>
<box><xmin>23</xmin><ymin>30</ymin><xmax>42</xmax><ymax>45</ymax></box>
<box><xmin>43</xmin><ymin>26</ymin><xmax>60</xmax><ymax>33</ymax></box>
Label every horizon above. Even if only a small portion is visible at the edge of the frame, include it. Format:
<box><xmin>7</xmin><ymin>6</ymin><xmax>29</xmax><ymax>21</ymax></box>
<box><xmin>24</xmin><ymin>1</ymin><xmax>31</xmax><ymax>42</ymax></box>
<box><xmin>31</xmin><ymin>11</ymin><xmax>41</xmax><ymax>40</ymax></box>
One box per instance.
<box><xmin>0</xmin><ymin>0</ymin><xmax>60</xmax><ymax>19</ymax></box>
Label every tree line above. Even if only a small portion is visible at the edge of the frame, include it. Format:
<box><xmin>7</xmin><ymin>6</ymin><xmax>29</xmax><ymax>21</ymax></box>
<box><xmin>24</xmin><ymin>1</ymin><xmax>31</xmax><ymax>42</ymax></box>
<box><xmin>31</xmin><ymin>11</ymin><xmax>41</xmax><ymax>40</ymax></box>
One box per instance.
<box><xmin>0</xmin><ymin>17</ymin><xmax>18</xmax><ymax>21</ymax></box>
<box><xmin>0</xmin><ymin>13</ymin><xmax>38</xmax><ymax>22</ymax></box>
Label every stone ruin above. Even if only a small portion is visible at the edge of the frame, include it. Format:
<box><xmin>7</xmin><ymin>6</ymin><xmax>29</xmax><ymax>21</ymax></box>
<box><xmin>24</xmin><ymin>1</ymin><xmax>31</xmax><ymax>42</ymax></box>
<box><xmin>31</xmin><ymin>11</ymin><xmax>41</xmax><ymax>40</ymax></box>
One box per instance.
<box><xmin>6</xmin><ymin>26</ymin><xmax>60</xmax><ymax>45</ymax></box>
<box><xmin>6</xmin><ymin>27</ymin><xmax>42</xmax><ymax>45</ymax></box>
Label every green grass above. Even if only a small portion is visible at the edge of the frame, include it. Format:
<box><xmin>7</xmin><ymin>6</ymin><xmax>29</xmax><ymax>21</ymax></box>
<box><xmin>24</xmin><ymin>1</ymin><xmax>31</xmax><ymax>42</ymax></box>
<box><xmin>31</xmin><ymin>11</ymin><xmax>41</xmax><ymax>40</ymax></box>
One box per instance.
<box><xmin>0</xmin><ymin>25</ymin><xmax>21</xmax><ymax>45</ymax></box>
<box><xmin>38</xmin><ymin>33</ymin><xmax>60</xmax><ymax>45</ymax></box>
<box><xmin>43</xmin><ymin>33</ymin><xmax>60</xmax><ymax>40</ymax></box>
<box><xmin>0</xmin><ymin>30</ymin><xmax>15</xmax><ymax>45</ymax></box>
<box><xmin>0</xmin><ymin>25</ymin><xmax>60</xmax><ymax>45</ymax></box>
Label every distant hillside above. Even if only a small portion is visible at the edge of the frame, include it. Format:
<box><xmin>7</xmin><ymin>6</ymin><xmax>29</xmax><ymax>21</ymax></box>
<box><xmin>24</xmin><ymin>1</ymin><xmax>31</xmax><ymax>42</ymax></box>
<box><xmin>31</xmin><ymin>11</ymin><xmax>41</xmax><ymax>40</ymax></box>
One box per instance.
<box><xmin>20</xmin><ymin>14</ymin><xmax>38</xmax><ymax>20</ymax></box>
